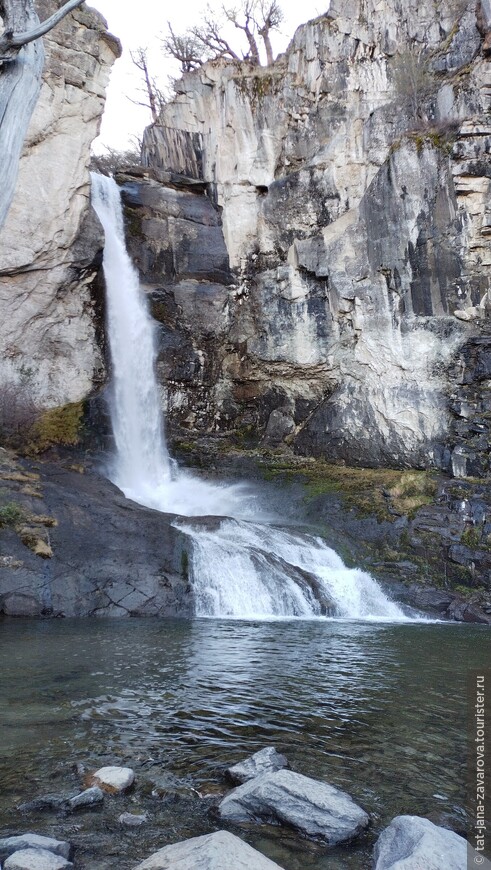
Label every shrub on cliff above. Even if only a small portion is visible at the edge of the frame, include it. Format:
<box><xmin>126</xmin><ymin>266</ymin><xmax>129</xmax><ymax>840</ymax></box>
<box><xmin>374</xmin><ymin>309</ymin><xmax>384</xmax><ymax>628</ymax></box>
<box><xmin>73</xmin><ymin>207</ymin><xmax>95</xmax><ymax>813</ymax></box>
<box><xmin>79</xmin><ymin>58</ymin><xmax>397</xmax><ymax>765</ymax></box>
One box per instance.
<box><xmin>0</xmin><ymin>381</ymin><xmax>39</xmax><ymax>449</ymax></box>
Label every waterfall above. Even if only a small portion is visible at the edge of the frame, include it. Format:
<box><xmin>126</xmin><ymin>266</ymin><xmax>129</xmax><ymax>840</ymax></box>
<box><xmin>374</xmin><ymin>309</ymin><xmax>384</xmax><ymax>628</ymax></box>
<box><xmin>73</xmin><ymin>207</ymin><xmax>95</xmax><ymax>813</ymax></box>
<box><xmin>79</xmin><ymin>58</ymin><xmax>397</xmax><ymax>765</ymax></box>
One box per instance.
<box><xmin>91</xmin><ymin>173</ymin><xmax>410</xmax><ymax>622</ymax></box>
<box><xmin>91</xmin><ymin>173</ymin><xmax>171</xmax><ymax>508</ymax></box>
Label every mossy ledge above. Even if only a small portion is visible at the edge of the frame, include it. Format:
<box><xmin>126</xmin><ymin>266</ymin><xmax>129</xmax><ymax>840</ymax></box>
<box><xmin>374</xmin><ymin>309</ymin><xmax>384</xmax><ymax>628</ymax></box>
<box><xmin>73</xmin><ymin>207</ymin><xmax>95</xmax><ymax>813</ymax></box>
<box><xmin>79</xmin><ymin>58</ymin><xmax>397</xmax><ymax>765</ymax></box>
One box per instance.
<box><xmin>258</xmin><ymin>457</ymin><xmax>437</xmax><ymax>523</ymax></box>
<box><xmin>28</xmin><ymin>401</ymin><xmax>85</xmax><ymax>453</ymax></box>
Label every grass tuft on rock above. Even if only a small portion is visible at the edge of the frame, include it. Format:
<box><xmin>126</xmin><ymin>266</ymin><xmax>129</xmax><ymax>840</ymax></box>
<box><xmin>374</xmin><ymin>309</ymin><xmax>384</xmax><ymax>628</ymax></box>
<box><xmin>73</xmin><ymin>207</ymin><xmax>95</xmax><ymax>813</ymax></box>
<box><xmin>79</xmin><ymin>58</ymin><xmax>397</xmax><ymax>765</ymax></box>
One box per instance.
<box><xmin>259</xmin><ymin>458</ymin><xmax>438</xmax><ymax>522</ymax></box>
<box><xmin>29</xmin><ymin>401</ymin><xmax>84</xmax><ymax>453</ymax></box>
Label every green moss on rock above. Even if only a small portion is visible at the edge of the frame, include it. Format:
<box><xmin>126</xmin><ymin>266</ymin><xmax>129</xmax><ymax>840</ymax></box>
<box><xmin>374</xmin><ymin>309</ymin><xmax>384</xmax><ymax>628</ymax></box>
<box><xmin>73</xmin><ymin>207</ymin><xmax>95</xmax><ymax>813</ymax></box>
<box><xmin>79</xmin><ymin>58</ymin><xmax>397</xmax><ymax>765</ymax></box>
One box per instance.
<box><xmin>29</xmin><ymin>401</ymin><xmax>84</xmax><ymax>453</ymax></box>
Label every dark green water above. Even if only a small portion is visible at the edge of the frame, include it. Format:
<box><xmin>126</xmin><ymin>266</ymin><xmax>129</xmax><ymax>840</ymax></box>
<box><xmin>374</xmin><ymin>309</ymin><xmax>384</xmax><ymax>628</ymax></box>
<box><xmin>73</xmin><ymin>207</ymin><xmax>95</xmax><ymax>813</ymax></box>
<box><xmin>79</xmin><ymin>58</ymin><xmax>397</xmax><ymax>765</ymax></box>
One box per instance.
<box><xmin>0</xmin><ymin>617</ymin><xmax>488</xmax><ymax>868</ymax></box>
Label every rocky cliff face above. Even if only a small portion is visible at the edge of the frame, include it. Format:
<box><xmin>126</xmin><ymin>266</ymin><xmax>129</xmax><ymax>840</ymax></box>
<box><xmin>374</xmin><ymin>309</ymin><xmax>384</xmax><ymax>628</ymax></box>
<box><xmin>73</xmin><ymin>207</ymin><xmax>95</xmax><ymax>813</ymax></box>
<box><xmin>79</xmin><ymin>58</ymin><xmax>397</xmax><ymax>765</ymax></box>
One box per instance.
<box><xmin>133</xmin><ymin>0</ymin><xmax>491</xmax><ymax>469</ymax></box>
<box><xmin>0</xmin><ymin>1</ymin><xmax>120</xmax><ymax>408</ymax></box>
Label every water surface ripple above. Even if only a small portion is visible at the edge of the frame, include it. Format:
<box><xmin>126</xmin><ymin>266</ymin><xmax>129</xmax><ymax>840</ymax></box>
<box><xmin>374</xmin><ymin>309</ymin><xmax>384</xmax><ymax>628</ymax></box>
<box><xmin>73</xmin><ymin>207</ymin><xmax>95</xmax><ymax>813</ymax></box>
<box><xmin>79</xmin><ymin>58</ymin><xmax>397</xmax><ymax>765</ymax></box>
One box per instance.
<box><xmin>0</xmin><ymin>618</ymin><xmax>488</xmax><ymax>868</ymax></box>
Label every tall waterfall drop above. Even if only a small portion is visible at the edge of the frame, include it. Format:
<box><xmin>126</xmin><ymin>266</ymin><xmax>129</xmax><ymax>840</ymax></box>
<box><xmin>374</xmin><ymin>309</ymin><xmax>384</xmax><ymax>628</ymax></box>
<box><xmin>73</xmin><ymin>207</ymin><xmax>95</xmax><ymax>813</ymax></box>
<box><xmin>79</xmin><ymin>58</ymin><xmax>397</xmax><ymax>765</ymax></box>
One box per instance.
<box><xmin>91</xmin><ymin>172</ymin><xmax>171</xmax><ymax>508</ymax></box>
<box><xmin>91</xmin><ymin>173</ymin><xmax>410</xmax><ymax>621</ymax></box>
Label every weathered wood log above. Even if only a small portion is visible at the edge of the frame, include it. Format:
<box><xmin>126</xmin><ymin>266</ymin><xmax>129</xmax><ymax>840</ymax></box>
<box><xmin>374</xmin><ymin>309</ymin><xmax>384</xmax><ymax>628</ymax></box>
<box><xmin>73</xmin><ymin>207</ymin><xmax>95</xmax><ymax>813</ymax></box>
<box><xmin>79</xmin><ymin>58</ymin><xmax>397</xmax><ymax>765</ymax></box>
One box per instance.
<box><xmin>0</xmin><ymin>1</ymin><xmax>43</xmax><ymax>228</ymax></box>
<box><xmin>0</xmin><ymin>0</ymin><xmax>85</xmax><ymax>228</ymax></box>
<box><xmin>0</xmin><ymin>0</ymin><xmax>84</xmax><ymax>59</ymax></box>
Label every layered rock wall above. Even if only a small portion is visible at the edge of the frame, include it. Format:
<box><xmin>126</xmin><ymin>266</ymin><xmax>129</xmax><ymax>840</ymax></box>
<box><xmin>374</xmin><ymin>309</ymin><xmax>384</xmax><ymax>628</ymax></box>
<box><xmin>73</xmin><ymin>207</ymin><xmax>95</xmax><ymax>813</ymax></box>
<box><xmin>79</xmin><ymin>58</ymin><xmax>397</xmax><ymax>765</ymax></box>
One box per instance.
<box><xmin>137</xmin><ymin>0</ymin><xmax>491</xmax><ymax>469</ymax></box>
<box><xmin>0</xmin><ymin>1</ymin><xmax>120</xmax><ymax>407</ymax></box>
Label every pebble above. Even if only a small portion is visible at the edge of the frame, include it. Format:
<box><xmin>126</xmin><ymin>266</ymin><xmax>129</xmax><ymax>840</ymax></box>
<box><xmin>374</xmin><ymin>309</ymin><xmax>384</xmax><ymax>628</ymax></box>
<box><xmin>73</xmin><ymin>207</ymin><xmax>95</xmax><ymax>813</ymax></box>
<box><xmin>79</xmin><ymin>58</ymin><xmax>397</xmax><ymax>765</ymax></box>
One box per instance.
<box><xmin>118</xmin><ymin>811</ymin><xmax>148</xmax><ymax>826</ymax></box>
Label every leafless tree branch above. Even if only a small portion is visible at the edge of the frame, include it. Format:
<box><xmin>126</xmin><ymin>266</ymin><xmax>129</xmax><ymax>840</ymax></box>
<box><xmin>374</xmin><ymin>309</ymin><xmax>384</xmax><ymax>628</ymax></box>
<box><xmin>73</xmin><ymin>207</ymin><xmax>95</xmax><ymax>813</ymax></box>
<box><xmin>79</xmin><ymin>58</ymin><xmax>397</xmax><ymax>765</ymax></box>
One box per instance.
<box><xmin>0</xmin><ymin>0</ymin><xmax>85</xmax><ymax>61</ymax></box>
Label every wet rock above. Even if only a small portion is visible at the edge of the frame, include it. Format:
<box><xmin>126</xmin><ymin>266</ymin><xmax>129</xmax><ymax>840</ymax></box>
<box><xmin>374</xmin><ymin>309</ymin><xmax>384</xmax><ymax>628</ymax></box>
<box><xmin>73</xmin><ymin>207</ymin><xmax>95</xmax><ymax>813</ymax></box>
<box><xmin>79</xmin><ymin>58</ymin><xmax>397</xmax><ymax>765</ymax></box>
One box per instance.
<box><xmin>135</xmin><ymin>830</ymin><xmax>285</xmax><ymax>869</ymax></box>
<box><xmin>373</xmin><ymin>815</ymin><xmax>468</xmax><ymax>869</ymax></box>
<box><xmin>87</xmin><ymin>766</ymin><xmax>135</xmax><ymax>794</ymax></box>
<box><xmin>17</xmin><ymin>794</ymin><xmax>70</xmax><ymax>814</ymax></box>
<box><xmin>218</xmin><ymin>769</ymin><xmax>369</xmax><ymax>845</ymax></box>
<box><xmin>67</xmin><ymin>786</ymin><xmax>104</xmax><ymax>811</ymax></box>
<box><xmin>3</xmin><ymin>849</ymin><xmax>73</xmax><ymax>870</ymax></box>
<box><xmin>227</xmin><ymin>747</ymin><xmax>289</xmax><ymax>784</ymax></box>
<box><xmin>118</xmin><ymin>811</ymin><xmax>148</xmax><ymax>826</ymax></box>
<box><xmin>0</xmin><ymin>836</ymin><xmax>70</xmax><ymax>861</ymax></box>
<box><xmin>0</xmin><ymin>459</ymin><xmax>193</xmax><ymax>618</ymax></box>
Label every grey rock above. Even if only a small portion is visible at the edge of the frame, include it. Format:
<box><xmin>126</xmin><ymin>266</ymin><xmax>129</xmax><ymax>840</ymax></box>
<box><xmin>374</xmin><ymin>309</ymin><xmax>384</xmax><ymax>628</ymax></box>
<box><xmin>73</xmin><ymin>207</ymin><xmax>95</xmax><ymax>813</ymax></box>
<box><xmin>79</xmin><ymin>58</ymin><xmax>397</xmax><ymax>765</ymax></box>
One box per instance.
<box><xmin>0</xmin><ymin>459</ymin><xmax>194</xmax><ymax>618</ymax></box>
<box><xmin>135</xmin><ymin>830</ymin><xmax>285</xmax><ymax>869</ymax></box>
<box><xmin>4</xmin><ymin>849</ymin><xmax>73</xmax><ymax>870</ymax></box>
<box><xmin>0</xmin><ymin>7</ymin><xmax>121</xmax><ymax>408</ymax></box>
<box><xmin>126</xmin><ymin>0</ymin><xmax>491</xmax><ymax>479</ymax></box>
<box><xmin>88</xmin><ymin>765</ymin><xmax>135</xmax><ymax>794</ymax></box>
<box><xmin>263</xmin><ymin>410</ymin><xmax>296</xmax><ymax>447</ymax></box>
<box><xmin>227</xmin><ymin>747</ymin><xmax>289</xmax><ymax>784</ymax></box>
<box><xmin>218</xmin><ymin>769</ymin><xmax>369</xmax><ymax>845</ymax></box>
<box><xmin>17</xmin><ymin>794</ymin><xmax>70</xmax><ymax>814</ymax></box>
<box><xmin>118</xmin><ymin>811</ymin><xmax>148</xmax><ymax>826</ymax></box>
<box><xmin>0</xmin><ymin>836</ymin><xmax>70</xmax><ymax>861</ymax></box>
<box><xmin>373</xmin><ymin>815</ymin><xmax>469</xmax><ymax>869</ymax></box>
<box><xmin>67</xmin><ymin>786</ymin><xmax>104</xmax><ymax>811</ymax></box>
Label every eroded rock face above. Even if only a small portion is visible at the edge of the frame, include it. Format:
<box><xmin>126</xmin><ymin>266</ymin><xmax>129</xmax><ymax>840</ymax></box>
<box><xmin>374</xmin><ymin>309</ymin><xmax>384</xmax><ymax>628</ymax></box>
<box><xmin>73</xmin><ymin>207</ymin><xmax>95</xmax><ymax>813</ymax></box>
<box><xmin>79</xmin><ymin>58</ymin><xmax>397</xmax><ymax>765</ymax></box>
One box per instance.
<box><xmin>0</xmin><ymin>454</ymin><xmax>194</xmax><ymax>618</ymax></box>
<box><xmin>138</xmin><ymin>0</ymin><xmax>491</xmax><ymax>468</ymax></box>
<box><xmin>0</xmin><ymin>1</ymin><xmax>120</xmax><ymax>408</ymax></box>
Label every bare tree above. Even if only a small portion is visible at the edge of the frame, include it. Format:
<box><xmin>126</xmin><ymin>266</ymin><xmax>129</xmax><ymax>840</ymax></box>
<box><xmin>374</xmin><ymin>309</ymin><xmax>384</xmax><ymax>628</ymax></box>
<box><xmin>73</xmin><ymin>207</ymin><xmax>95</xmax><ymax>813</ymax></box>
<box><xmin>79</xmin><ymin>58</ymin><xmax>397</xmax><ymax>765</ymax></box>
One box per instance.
<box><xmin>188</xmin><ymin>11</ymin><xmax>240</xmax><ymax>63</ymax></box>
<box><xmin>162</xmin><ymin>23</ymin><xmax>205</xmax><ymax>72</ymax></box>
<box><xmin>0</xmin><ymin>0</ymin><xmax>87</xmax><ymax>229</ymax></box>
<box><xmin>225</xmin><ymin>1</ymin><xmax>260</xmax><ymax>64</ymax></box>
<box><xmin>130</xmin><ymin>46</ymin><xmax>166</xmax><ymax>123</ymax></box>
<box><xmin>257</xmin><ymin>0</ymin><xmax>283</xmax><ymax>66</ymax></box>
<box><xmin>0</xmin><ymin>0</ymin><xmax>85</xmax><ymax>61</ymax></box>
<box><xmin>90</xmin><ymin>144</ymin><xmax>143</xmax><ymax>175</ymax></box>
<box><xmin>163</xmin><ymin>0</ymin><xmax>283</xmax><ymax>71</ymax></box>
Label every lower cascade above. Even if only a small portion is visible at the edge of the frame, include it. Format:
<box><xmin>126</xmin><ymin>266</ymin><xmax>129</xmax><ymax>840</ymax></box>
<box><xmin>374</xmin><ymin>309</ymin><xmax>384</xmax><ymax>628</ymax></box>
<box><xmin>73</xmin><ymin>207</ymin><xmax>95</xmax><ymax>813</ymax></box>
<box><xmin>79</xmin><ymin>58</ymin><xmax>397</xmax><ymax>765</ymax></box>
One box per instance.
<box><xmin>91</xmin><ymin>173</ymin><xmax>409</xmax><ymax>622</ymax></box>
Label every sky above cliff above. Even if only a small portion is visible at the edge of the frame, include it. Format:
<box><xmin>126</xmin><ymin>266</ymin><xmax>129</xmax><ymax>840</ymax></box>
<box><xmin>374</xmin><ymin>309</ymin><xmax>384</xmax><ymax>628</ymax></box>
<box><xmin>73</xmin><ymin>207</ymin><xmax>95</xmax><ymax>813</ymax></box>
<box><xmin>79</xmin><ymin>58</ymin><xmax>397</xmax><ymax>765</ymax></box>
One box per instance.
<box><xmin>90</xmin><ymin>0</ymin><xmax>326</xmax><ymax>152</ymax></box>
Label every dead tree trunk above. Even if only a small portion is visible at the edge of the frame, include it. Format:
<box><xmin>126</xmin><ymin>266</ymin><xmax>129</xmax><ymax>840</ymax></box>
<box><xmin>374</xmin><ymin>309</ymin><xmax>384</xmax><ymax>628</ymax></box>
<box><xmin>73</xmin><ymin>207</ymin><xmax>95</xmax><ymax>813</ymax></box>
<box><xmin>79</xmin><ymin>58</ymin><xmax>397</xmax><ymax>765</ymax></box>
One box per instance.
<box><xmin>0</xmin><ymin>0</ymin><xmax>85</xmax><ymax>229</ymax></box>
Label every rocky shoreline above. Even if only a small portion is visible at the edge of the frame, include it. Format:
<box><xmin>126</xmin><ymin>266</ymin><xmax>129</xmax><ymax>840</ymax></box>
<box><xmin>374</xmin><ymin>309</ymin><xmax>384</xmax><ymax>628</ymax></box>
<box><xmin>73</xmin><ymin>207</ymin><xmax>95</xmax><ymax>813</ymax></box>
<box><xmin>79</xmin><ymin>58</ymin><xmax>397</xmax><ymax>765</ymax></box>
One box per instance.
<box><xmin>0</xmin><ymin>749</ymin><xmax>475</xmax><ymax>869</ymax></box>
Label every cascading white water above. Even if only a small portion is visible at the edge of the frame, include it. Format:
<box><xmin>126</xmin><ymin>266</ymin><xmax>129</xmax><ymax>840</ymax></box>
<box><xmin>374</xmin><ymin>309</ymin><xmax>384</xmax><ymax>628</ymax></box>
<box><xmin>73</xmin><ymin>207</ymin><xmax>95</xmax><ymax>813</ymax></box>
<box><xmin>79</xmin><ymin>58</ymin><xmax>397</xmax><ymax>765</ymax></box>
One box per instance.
<box><xmin>177</xmin><ymin>518</ymin><xmax>408</xmax><ymax>620</ymax></box>
<box><xmin>91</xmin><ymin>173</ymin><xmax>411</xmax><ymax>621</ymax></box>
<box><xmin>91</xmin><ymin>173</ymin><xmax>171</xmax><ymax>508</ymax></box>
<box><xmin>91</xmin><ymin>173</ymin><xmax>248</xmax><ymax>516</ymax></box>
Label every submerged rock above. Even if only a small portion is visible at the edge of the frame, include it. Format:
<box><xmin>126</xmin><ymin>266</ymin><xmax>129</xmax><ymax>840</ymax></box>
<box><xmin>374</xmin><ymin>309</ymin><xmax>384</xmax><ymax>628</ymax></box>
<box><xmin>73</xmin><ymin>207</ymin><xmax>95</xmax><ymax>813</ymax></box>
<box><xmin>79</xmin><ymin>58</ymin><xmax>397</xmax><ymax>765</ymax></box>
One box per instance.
<box><xmin>134</xmin><ymin>830</ymin><xmax>285</xmax><ymax>869</ymax></box>
<box><xmin>17</xmin><ymin>794</ymin><xmax>70</xmax><ymax>814</ymax></box>
<box><xmin>87</xmin><ymin>766</ymin><xmax>135</xmax><ymax>794</ymax></box>
<box><xmin>3</xmin><ymin>849</ymin><xmax>73</xmax><ymax>870</ymax></box>
<box><xmin>67</xmin><ymin>786</ymin><xmax>104</xmax><ymax>811</ymax></box>
<box><xmin>373</xmin><ymin>815</ymin><xmax>468</xmax><ymax>869</ymax></box>
<box><xmin>0</xmin><ymin>835</ymin><xmax>70</xmax><ymax>861</ymax></box>
<box><xmin>118</xmin><ymin>811</ymin><xmax>148</xmax><ymax>827</ymax></box>
<box><xmin>218</xmin><ymin>769</ymin><xmax>369</xmax><ymax>845</ymax></box>
<box><xmin>227</xmin><ymin>748</ymin><xmax>289</xmax><ymax>784</ymax></box>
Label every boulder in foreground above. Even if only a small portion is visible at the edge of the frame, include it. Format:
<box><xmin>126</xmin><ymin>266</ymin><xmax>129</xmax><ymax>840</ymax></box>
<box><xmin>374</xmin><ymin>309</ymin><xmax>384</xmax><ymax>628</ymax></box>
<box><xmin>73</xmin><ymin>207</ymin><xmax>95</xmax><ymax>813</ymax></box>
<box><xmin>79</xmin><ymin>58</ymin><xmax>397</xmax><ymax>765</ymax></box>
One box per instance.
<box><xmin>134</xmin><ymin>830</ymin><xmax>285</xmax><ymax>869</ymax></box>
<box><xmin>227</xmin><ymin>747</ymin><xmax>289</xmax><ymax>784</ymax></box>
<box><xmin>373</xmin><ymin>815</ymin><xmax>468</xmax><ymax>869</ymax></box>
<box><xmin>219</xmin><ymin>769</ymin><xmax>369</xmax><ymax>845</ymax></box>
<box><xmin>0</xmin><ymin>835</ymin><xmax>70</xmax><ymax>861</ymax></box>
<box><xmin>4</xmin><ymin>849</ymin><xmax>73</xmax><ymax>870</ymax></box>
